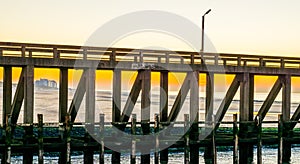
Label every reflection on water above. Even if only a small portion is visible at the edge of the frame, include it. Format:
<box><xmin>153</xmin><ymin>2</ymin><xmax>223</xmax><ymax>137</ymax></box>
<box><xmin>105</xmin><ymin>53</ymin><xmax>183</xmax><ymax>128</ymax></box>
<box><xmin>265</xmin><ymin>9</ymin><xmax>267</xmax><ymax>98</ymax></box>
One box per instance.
<box><xmin>8</xmin><ymin>147</ymin><xmax>300</xmax><ymax>163</ymax></box>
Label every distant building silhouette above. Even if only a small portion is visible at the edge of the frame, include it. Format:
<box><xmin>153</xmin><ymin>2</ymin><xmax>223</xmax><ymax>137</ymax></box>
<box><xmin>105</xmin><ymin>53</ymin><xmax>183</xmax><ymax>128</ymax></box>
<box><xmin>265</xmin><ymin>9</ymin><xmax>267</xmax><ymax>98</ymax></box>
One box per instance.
<box><xmin>35</xmin><ymin>78</ymin><xmax>57</xmax><ymax>88</ymax></box>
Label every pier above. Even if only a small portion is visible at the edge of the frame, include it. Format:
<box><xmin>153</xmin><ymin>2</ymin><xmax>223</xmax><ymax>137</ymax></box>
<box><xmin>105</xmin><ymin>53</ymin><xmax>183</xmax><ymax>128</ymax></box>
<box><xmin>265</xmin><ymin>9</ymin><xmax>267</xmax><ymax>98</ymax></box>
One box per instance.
<box><xmin>1</xmin><ymin>41</ymin><xmax>300</xmax><ymax>163</ymax></box>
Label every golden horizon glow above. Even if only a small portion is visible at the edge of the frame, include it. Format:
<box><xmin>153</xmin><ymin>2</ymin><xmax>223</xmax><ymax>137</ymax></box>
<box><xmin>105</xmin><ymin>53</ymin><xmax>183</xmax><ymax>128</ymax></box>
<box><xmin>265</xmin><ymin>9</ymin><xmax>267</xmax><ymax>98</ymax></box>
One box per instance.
<box><xmin>1</xmin><ymin>68</ymin><xmax>300</xmax><ymax>93</ymax></box>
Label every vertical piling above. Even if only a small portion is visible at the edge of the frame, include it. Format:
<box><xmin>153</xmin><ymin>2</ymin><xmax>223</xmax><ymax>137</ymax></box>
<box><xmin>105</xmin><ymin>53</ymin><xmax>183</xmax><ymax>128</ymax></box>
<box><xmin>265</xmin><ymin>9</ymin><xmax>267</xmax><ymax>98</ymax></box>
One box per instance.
<box><xmin>233</xmin><ymin>114</ymin><xmax>238</xmax><ymax>164</ymax></box>
<box><xmin>59</xmin><ymin>68</ymin><xmax>68</xmax><ymax>123</ymax></box>
<box><xmin>257</xmin><ymin>116</ymin><xmax>262</xmax><ymax>164</ymax></box>
<box><xmin>131</xmin><ymin>114</ymin><xmax>137</xmax><ymax>164</ymax></box>
<box><xmin>112</xmin><ymin>70</ymin><xmax>121</xmax><ymax>164</ymax></box>
<box><xmin>190</xmin><ymin>71</ymin><xmax>199</xmax><ymax>164</ymax></box>
<box><xmin>212</xmin><ymin>115</ymin><xmax>217</xmax><ymax>164</ymax></box>
<box><xmin>184</xmin><ymin>114</ymin><xmax>190</xmax><ymax>164</ymax></box>
<box><xmin>205</xmin><ymin>73</ymin><xmax>214</xmax><ymax>163</ymax></box>
<box><xmin>278</xmin><ymin>114</ymin><xmax>283</xmax><ymax>164</ymax></box>
<box><xmin>160</xmin><ymin>71</ymin><xmax>168</xmax><ymax>164</ymax></box>
<box><xmin>84</xmin><ymin>68</ymin><xmax>95</xmax><ymax>163</ymax></box>
<box><xmin>3</xmin><ymin>115</ymin><xmax>12</xmax><ymax>164</ymax></box>
<box><xmin>23</xmin><ymin>65</ymin><xmax>34</xmax><ymax>164</ymax></box>
<box><xmin>38</xmin><ymin>114</ymin><xmax>44</xmax><ymax>164</ymax></box>
<box><xmin>99</xmin><ymin>114</ymin><xmax>105</xmax><ymax>164</ymax></box>
<box><xmin>3</xmin><ymin>67</ymin><xmax>12</xmax><ymax>126</ymax></box>
<box><xmin>154</xmin><ymin>114</ymin><xmax>160</xmax><ymax>164</ymax></box>
<box><xmin>141</xmin><ymin>70</ymin><xmax>151</xmax><ymax>164</ymax></box>
<box><xmin>58</xmin><ymin>68</ymin><xmax>68</xmax><ymax>164</ymax></box>
<box><xmin>65</xmin><ymin>115</ymin><xmax>71</xmax><ymax>164</ymax></box>
<box><xmin>59</xmin><ymin>115</ymin><xmax>71</xmax><ymax>164</ymax></box>
<box><xmin>281</xmin><ymin>75</ymin><xmax>291</xmax><ymax>163</ymax></box>
<box><xmin>239</xmin><ymin>73</ymin><xmax>254</xmax><ymax>164</ymax></box>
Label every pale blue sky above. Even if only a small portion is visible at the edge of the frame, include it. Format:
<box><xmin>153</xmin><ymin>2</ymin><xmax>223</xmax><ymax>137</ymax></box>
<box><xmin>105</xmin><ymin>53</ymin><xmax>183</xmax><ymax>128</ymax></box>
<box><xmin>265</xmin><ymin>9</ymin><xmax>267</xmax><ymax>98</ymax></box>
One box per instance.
<box><xmin>1</xmin><ymin>0</ymin><xmax>300</xmax><ymax>56</ymax></box>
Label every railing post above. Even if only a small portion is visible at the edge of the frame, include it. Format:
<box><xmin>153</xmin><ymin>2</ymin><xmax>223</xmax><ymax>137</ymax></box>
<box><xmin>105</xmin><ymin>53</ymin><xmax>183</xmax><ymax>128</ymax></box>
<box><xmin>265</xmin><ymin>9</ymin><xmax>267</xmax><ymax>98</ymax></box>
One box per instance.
<box><xmin>180</xmin><ymin>58</ymin><xmax>184</xmax><ymax>64</ymax></box>
<box><xmin>280</xmin><ymin>58</ymin><xmax>285</xmax><ymax>68</ymax></box>
<box><xmin>28</xmin><ymin>51</ymin><xmax>32</xmax><ymax>58</ymax></box>
<box><xmin>53</xmin><ymin>48</ymin><xmax>59</xmax><ymax>58</ymax></box>
<box><xmin>191</xmin><ymin>53</ymin><xmax>194</xmax><ymax>64</ymax></box>
<box><xmin>139</xmin><ymin>51</ymin><xmax>144</xmax><ymax>63</ymax></box>
<box><xmin>83</xmin><ymin>48</ymin><xmax>87</xmax><ymax>60</ymax></box>
<box><xmin>259</xmin><ymin>58</ymin><xmax>265</xmax><ymax>67</ymax></box>
<box><xmin>158</xmin><ymin>56</ymin><xmax>161</xmax><ymax>63</ymax></box>
<box><xmin>237</xmin><ymin>57</ymin><xmax>241</xmax><ymax>66</ymax></box>
<box><xmin>223</xmin><ymin>59</ymin><xmax>227</xmax><ymax>66</ymax></box>
<box><xmin>214</xmin><ymin>54</ymin><xmax>218</xmax><ymax>65</ymax></box>
<box><xmin>0</xmin><ymin>49</ymin><xmax>3</xmax><ymax>56</ymax></box>
<box><xmin>165</xmin><ymin>53</ymin><xmax>169</xmax><ymax>64</ymax></box>
<box><xmin>21</xmin><ymin>45</ymin><xmax>26</xmax><ymax>57</ymax></box>
<box><xmin>110</xmin><ymin>50</ymin><xmax>116</xmax><ymax>66</ymax></box>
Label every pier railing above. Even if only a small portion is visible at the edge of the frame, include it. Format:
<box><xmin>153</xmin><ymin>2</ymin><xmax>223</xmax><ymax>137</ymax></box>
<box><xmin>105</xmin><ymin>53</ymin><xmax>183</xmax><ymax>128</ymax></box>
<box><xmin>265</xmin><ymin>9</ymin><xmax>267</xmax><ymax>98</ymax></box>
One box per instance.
<box><xmin>1</xmin><ymin>41</ymin><xmax>300</xmax><ymax>68</ymax></box>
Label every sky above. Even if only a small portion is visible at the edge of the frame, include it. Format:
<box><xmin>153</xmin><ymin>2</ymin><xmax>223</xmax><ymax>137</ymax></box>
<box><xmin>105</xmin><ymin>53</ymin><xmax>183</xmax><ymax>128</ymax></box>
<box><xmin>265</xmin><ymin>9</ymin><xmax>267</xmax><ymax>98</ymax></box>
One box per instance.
<box><xmin>1</xmin><ymin>0</ymin><xmax>300</xmax><ymax>56</ymax></box>
<box><xmin>1</xmin><ymin>0</ymin><xmax>300</xmax><ymax>91</ymax></box>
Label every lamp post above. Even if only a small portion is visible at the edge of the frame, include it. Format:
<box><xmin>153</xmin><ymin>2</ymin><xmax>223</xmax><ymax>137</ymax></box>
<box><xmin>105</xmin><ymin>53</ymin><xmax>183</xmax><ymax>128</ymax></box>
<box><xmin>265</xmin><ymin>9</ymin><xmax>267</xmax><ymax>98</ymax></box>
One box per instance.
<box><xmin>200</xmin><ymin>9</ymin><xmax>212</xmax><ymax>52</ymax></box>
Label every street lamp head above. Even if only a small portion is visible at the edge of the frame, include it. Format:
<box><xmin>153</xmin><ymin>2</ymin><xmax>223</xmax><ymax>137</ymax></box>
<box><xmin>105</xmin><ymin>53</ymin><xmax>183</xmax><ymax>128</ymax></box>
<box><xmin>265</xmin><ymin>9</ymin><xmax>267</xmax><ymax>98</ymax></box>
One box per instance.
<box><xmin>204</xmin><ymin>9</ymin><xmax>212</xmax><ymax>16</ymax></box>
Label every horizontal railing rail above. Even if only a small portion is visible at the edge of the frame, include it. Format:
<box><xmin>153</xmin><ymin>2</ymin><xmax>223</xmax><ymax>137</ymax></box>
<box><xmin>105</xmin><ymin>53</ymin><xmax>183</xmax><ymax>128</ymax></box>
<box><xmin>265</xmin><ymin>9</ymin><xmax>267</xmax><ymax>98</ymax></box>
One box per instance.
<box><xmin>1</xmin><ymin>41</ymin><xmax>300</xmax><ymax>68</ymax></box>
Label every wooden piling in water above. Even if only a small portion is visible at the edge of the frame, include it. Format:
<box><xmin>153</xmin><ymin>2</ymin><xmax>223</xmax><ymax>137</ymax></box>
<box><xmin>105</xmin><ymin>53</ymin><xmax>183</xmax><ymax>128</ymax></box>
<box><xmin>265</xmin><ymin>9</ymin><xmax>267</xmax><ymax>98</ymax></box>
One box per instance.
<box><xmin>184</xmin><ymin>114</ymin><xmax>190</xmax><ymax>164</ymax></box>
<box><xmin>131</xmin><ymin>114</ymin><xmax>137</xmax><ymax>164</ymax></box>
<box><xmin>154</xmin><ymin>114</ymin><xmax>160</xmax><ymax>164</ymax></box>
<box><xmin>59</xmin><ymin>115</ymin><xmax>70</xmax><ymax>164</ymax></box>
<box><xmin>212</xmin><ymin>115</ymin><xmax>217</xmax><ymax>164</ymax></box>
<box><xmin>257</xmin><ymin>116</ymin><xmax>262</xmax><ymax>164</ymax></box>
<box><xmin>141</xmin><ymin>70</ymin><xmax>151</xmax><ymax>164</ymax></box>
<box><xmin>67</xmin><ymin>115</ymin><xmax>72</xmax><ymax>163</ymax></box>
<box><xmin>23</xmin><ymin>124</ymin><xmax>34</xmax><ymax>164</ymax></box>
<box><xmin>111</xmin><ymin>136</ymin><xmax>121</xmax><ymax>163</ymax></box>
<box><xmin>3</xmin><ymin>115</ymin><xmax>12</xmax><ymax>164</ymax></box>
<box><xmin>38</xmin><ymin>114</ymin><xmax>44</xmax><ymax>164</ymax></box>
<box><xmin>99</xmin><ymin>114</ymin><xmax>105</xmax><ymax>164</ymax></box>
<box><xmin>278</xmin><ymin>114</ymin><xmax>283</xmax><ymax>164</ymax></box>
<box><xmin>233</xmin><ymin>114</ymin><xmax>238</xmax><ymax>164</ymax></box>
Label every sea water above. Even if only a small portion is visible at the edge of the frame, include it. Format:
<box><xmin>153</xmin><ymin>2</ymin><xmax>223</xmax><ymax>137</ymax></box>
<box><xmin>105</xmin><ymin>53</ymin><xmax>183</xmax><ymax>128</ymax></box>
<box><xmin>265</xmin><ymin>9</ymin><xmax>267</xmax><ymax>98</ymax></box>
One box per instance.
<box><xmin>7</xmin><ymin>147</ymin><xmax>300</xmax><ymax>163</ymax></box>
<box><xmin>1</xmin><ymin>86</ymin><xmax>300</xmax><ymax>162</ymax></box>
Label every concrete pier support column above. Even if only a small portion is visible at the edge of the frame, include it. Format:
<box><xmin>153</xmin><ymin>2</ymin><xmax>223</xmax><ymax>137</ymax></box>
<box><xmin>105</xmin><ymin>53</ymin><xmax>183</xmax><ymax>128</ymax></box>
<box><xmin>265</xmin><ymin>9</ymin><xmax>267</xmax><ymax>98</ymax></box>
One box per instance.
<box><xmin>204</xmin><ymin>73</ymin><xmax>214</xmax><ymax>163</ymax></box>
<box><xmin>239</xmin><ymin>73</ymin><xmax>254</xmax><ymax>164</ymax></box>
<box><xmin>190</xmin><ymin>71</ymin><xmax>199</xmax><ymax>164</ymax></box>
<box><xmin>281</xmin><ymin>75</ymin><xmax>291</xmax><ymax>163</ymax></box>
<box><xmin>23</xmin><ymin>65</ymin><xmax>34</xmax><ymax>164</ymax></box>
<box><xmin>141</xmin><ymin>70</ymin><xmax>151</xmax><ymax>164</ymax></box>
